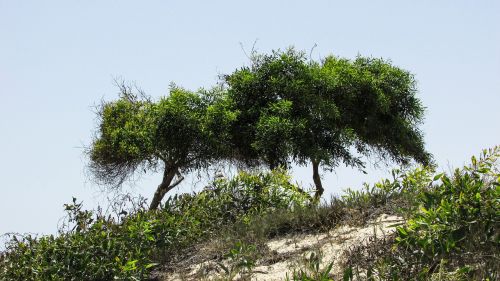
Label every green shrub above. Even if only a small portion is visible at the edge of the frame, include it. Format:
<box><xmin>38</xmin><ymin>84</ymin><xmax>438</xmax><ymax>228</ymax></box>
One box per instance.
<box><xmin>216</xmin><ymin>241</ymin><xmax>258</xmax><ymax>281</ymax></box>
<box><xmin>343</xmin><ymin>147</ymin><xmax>499</xmax><ymax>280</ymax></box>
<box><xmin>286</xmin><ymin>252</ymin><xmax>334</xmax><ymax>281</ymax></box>
<box><xmin>0</xmin><ymin>169</ymin><xmax>310</xmax><ymax>281</ymax></box>
<box><xmin>395</xmin><ymin>146</ymin><xmax>499</xmax><ymax>278</ymax></box>
<box><xmin>341</xmin><ymin>165</ymin><xmax>435</xmax><ymax>220</ymax></box>
<box><xmin>0</xmin><ymin>199</ymin><xmax>159</xmax><ymax>280</ymax></box>
<box><xmin>162</xmin><ymin>168</ymin><xmax>312</xmax><ymax>227</ymax></box>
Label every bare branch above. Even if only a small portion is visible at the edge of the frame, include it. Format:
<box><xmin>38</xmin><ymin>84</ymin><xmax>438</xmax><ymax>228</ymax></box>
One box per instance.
<box><xmin>169</xmin><ymin>175</ymin><xmax>185</xmax><ymax>190</ymax></box>
<box><xmin>309</xmin><ymin>43</ymin><xmax>317</xmax><ymax>61</ymax></box>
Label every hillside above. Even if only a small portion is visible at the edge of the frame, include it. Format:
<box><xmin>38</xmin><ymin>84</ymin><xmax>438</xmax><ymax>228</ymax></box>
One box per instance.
<box><xmin>1</xmin><ymin>147</ymin><xmax>498</xmax><ymax>280</ymax></box>
<box><xmin>156</xmin><ymin>214</ymin><xmax>402</xmax><ymax>280</ymax></box>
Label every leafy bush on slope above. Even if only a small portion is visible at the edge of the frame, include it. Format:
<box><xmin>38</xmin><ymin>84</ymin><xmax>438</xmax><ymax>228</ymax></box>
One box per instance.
<box><xmin>0</xmin><ymin>169</ymin><xmax>310</xmax><ymax>281</ymax></box>
<box><xmin>343</xmin><ymin>147</ymin><xmax>499</xmax><ymax>280</ymax></box>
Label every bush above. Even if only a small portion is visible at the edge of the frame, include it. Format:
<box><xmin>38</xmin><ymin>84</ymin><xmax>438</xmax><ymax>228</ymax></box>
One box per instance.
<box><xmin>341</xmin><ymin>165</ymin><xmax>435</xmax><ymax>222</ymax></box>
<box><xmin>343</xmin><ymin>147</ymin><xmax>500</xmax><ymax>280</ymax></box>
<box><xmin>0</xmin><ymin>199</ymin><xmax>160</xmax><ymax>280</ymax></box>
<box><xmin>162</xmin><ymin>168</ymin><xmax>311</xmax><ymax>226</ymax></box>
<box><xmin>395</xmin><ymin>146</ymin><xmax>499</xmax><ymax>279</ymax></box>
<box><xmin>0</xmin><ymin>169</ymin><xmax>310</xmax><ymax>281</ymax></box>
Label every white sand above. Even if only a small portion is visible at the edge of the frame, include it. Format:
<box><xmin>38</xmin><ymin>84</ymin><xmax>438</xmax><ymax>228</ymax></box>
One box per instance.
<box><xmin>163</xmin><ymin>214</ymin><xmax>403</xmax><ymax>281</ymax></box>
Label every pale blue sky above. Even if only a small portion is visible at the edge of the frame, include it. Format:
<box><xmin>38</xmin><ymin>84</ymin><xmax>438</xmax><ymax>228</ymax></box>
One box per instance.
<box><xmin>1</xmin><ymin>1</ymin><xmax>499</xmax><ymax>236</ymax></box>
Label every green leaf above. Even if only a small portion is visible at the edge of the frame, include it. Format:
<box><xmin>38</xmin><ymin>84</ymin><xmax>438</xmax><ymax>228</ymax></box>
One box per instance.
<box><xmin>433</xmin><ymin>173</ymin><xmax>444</xmax><ymax>181</ymax></box>
<box><xmin>145</xmin><ymin>263</ymin><xmax>158</xmax><ymax>269</ymax></box>
<box><xmin>343</xmin><ymin>267</ymin><xmax>353</xmax><ymax>281</ymax></box>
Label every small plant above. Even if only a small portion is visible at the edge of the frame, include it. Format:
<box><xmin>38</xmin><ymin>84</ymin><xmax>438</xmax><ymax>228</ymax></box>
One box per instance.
<box><xmin>286</xmin><ymin>251</ymin><xmax>334</xmax><ymax>281</ymax></box>
<box><xmin>217</xmin><ymin>241</ymin><xmax>257</xmax><ymax>281</ymax></box>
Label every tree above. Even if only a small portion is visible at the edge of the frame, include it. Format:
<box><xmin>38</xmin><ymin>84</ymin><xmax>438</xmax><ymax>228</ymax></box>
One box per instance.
<box><xmin>89</xmin><ymin>49</ymin><xmax>432</xmax><ymax>205</ymax></box>
<box><xmin>223</xmin><ymin>49</ymin><xmax>432</xmax><ymax>199</ymax></box>
<box><xmin>88</xmin><ymin>84</ymin><xmax>235</xmax><ymax>210</ymax></box>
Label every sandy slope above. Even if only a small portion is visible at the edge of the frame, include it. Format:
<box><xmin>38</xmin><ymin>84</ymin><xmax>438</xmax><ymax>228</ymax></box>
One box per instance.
<box><xmin>161</xmin><ymin>214</ymin><xmax>403</xmax><ymax>281</ymax></box>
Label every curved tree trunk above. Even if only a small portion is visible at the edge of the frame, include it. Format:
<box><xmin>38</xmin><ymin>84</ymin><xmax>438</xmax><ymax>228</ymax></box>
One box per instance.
<box><xmin>149</xmin><ymin>166</ymin><xmax>183</xmax><ymax>210</ymax></box>
<box><xmin>312</xmin><ymin>159</ymin><xmax>324</xmax><ymax>199</ymax></box>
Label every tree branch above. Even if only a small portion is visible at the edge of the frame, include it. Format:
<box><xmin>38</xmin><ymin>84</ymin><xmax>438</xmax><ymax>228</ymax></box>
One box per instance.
<box><xmin>169</xmin><ymin>175</ymin><xmax>184</xmax><ymax>189</ymax></box>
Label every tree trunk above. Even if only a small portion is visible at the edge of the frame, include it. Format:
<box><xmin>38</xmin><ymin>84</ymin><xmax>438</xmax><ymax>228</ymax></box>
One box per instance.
<box><xmin>312</xmin><ymin>159</ymin><xmax>324</xmax><ymax>200</ymax></box>
<box><xmin>269</xmin><ymin>162</ymin><xmax>277</xmax><ymax>170</ymax></box>
<box><xmin>149</xmin><ymin>166</ymin><xmax>179</xmax><ymax>210</ymax></box>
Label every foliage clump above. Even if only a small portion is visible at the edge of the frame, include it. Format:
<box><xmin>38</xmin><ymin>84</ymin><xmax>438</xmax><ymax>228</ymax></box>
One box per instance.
<box><xmin>89</xmin><ymin>83</ymin><xmax>236</xmax><ymax>210</ymax></box>
<box><xmin>0</xmin><ymin>170</ymin><xmax>309</xmax><ymax>281</ymax></box>
<box><xmin>395</xmin><ymin>146</ymin><xmax>500</xmax><ymax>279</ymax></box>
<box><xmin>88</xmin><ymin>48</ymin><xmax>432</xmax><ymax>207</ymax></box>
<box><xmin>343</xmin><ymin>146</ymin><xmax>500</xmax><ymax>280</ymax></box>
<box><xmin>223</xmin><ymin>48</ymin><xmax>431</xmax><ymax>198</ymax></box>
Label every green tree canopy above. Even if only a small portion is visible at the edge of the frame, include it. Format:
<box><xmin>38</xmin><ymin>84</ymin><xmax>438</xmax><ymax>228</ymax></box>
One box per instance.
<box><xmin>89</xmin><ymin>48</ymin><xmax>432</xmax><ymax>205</ymax></box>
<box><xmin>223</xmin><ymin>49</ymin><xmax>432</xmax><ymax>198</ymax></box>
<box><xmin>89</xmin><ymin>84</ymin><xmax>236</xmax><ymax>209</ymax></box>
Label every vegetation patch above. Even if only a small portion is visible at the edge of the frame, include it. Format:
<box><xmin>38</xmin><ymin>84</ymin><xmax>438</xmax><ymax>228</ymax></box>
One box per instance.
<box><xmin>343</xmin><ymin>147</ymin><xmax>499</xmax><ymax>280</ymax></box>
<box><xmin>1</xmin><ymin>49</ymin><xmax>497</xmax><ymax>280</ymax></box>
<box><xmin>0</xmin><ymin>170</ymin><xmax>309</xmax><ymax>281</ymax></box>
